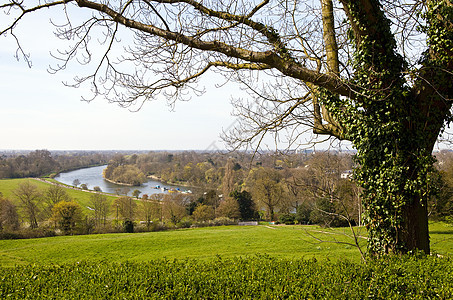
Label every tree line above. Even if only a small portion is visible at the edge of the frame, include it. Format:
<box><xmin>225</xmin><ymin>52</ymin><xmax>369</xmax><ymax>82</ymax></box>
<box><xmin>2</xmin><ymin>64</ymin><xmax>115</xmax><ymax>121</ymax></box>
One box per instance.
<box><xmin>1</xmin><ymin>150</ymin><xmax>452</xmax><ymax>239</ymax></box>
<box><xmin>0</xmin><ymin>150</ymin><xmax>113</xmax><ymax>179</ymax></box>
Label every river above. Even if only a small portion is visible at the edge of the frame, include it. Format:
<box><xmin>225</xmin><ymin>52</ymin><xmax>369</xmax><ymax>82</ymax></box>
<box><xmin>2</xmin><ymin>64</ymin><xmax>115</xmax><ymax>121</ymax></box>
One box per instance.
<box><xmin>54</xmin><ymin>165</ymin><xmax>190</xmax><ymax>196</ymax></box>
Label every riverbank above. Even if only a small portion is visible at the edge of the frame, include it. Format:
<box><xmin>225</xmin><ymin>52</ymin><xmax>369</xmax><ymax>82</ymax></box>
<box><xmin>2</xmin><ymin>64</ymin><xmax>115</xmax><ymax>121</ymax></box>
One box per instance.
<box><xmin>147</xmin><ymin>174</ymin><xmax>198</xmax><ymax>189</ymax></box>
<box><xmin>103</xmin><ymin>177</ymin><xmax>139</xmax><ymax>187</ymax></box>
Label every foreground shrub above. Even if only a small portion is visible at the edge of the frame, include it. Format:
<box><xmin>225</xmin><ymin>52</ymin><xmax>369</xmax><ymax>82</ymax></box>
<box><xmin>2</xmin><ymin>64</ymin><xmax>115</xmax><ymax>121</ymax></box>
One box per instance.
<box><xmin>1</xmin><ymin>255</ymin><xmax>452</xmax><ymax>299</ymax></box>
<box><xmin>0</xmin><ymin>228</ymin><xmax>56</xmax><ymax>240</ymax></box>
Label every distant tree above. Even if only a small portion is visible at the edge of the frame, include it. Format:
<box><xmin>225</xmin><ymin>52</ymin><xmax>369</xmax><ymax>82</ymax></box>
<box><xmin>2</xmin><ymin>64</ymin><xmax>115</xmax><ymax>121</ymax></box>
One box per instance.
<box><xmin>0</xmin><ymin>197</ymin><xmax>20</xmax><ymax>231</ymax></box>
<box><xmin>230</xmin><ymin>190</ymin><xmax>257</xmax><ymax>221</ymax></box>
<box><xmin>428</xmin><ymin>169</ymin><xmax>453</xmax><ymax>222</ymax></box>
<box><xmin>218</xmin><ymin>197</ymin><xmax>241</xmax><ymax>220</ymax></box>
<box><xmin>93</xmin><ymin>186</ymin><xmax>102</xmax><ymax>192</ymax></box>
<box><xmin>121</xmin><ymin>187</ymin><xmax>130</xmax><ymax>196</ymax></box>
<box><xmin>27</xmin><ymin>150</ymin><xmax>58</xmax><ymax>177</ymax></box>
<box><xmin>44</xmin><ymin>185</ymin><xmax>70</xmax><ymax>218</ymax></box>
<box><xmin>105</xmin><ymin>164</ymin><xmax>146</xmax><ymax>186</ymax></box>
<box><xmin>222</xmin><ymin>159</ymin><xmax>237</xmax><ymax>197</ymax></box>
<box><xmin>141</xmin><ymin>194</ymin><xmax>161</xmax><ymax>230</ymax></box>
<box><xmin>72</xmin><ymin>179</ymin><xmax>80</xmax><ymax>187</ymax></box>
<box><xmin>132</xmin><ymin>189</ymin><xmax>141</xmax><ymax>199</ymax></box>
<box><xmin>193</xmin><ymin>204</ymin><xmax>215</xmax><ymax>222</ymax></box>
<box><xmin>90</xmin><ymin>193</ymin><xmax>110</xmax><ymax>228</ymax></box>
<box><xmin>46</xmin><ymin>185</ymin><xmax>70</xmax><ymax>204</ymax></box>
<box><xmin>123</xmin><ymin>219</ymin><xmax>134</xmax><ymax>233</ymax></box>
<box><xmin>80</xmin><ymin>184</ymin><xmax>88</xmax><ymax>190</ymax></box>
<box><xmin>13</xmin><ymin>181</ymin><xmax>41</xmax><ymax>229</ymax></box>
<box><xmin>114</xmin><ymin>196</ymin><xmax>137</xmax><ymax>222</ymax></box>
<box><xmin>51</xmin><ymin>201</ymin><xmax>83</xmax><ymax>235</ymax></box>
<box><xmin>295</xmin><ymin>203</ymin><xmax>312</xmax><ymax>225</ymax></box>
<box><xmin>162</xmin><ymin>194</ymin><xmax>187</xmax><ymax>224</ymax></box>
<box><xmin>247</xmin><ymin>168</ymin><xmax>287</xmax><ymax>221</ymax></box>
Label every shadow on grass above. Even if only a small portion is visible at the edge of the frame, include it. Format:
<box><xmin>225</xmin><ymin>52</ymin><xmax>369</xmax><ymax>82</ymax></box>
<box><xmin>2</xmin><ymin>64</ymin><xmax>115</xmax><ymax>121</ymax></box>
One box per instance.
<box><xmin>430</xmin><ymin>231</ymin><xmax>453</xmax><ymax>235</ymax></box>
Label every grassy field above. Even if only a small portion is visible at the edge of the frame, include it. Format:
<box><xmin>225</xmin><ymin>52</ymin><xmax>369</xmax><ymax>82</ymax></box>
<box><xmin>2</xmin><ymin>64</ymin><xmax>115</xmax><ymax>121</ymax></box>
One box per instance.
<box><xmin>0</xmin><ymin>225</ymin><xmax>366</xmax><ymax>267</ymax></box>
<box><xmin>2</xmin><ymin>179</ymin><xmax>453</xmax><ymax>298</ymax></box>
<box><xmin>1</xmin><ymin>178</ymin><xmax>452</xmax><ymax>267</ymax></box>
<box><xmin>0</xmin><ymin>178</ymin><xmax>117</xmax><ymax>214</ymax></box>
<box><xmin>1</xmin><ymin>222</ymin><xmax>452</xmax><ymax>267</ymax></box>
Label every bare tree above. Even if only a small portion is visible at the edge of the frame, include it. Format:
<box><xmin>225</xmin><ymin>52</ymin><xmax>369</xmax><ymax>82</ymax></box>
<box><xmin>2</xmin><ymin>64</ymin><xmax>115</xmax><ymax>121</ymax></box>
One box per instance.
<box><xmin>113</xmin><ymin>196</ymin><xmax>137</xmax><ymax>222</ymax></box>
<box><xmin>247</xmin><ymin>167</ymin><xmax>288</xmax><ymax>221</ymax></box>
<box><xmin>13</xmin><ymin>181</ymin><xmax>42</xmax><ymax>229</ymax></box>
<box><xmin>0</xmin><ymin>197</ymin><xmax>20</xmax><ymax>231</ymax></box>
<box><xmin>162</xmin><ymin>193</ymin><xmax>187</xmax><ymax>224</ymax></box>
<box><xmin>44</xmin><ymin>185</ymin><xmax>71</xmax><ymax>218</ymax></box>
<box><xmin>141</xmin><ymin>193</ymin><xmax>162</xmax><ymax>229</ymax></box>
<box><xmin>90</xmin><ymin>193</ymin><xmax>110</xmax><ymax>228</ymax></box>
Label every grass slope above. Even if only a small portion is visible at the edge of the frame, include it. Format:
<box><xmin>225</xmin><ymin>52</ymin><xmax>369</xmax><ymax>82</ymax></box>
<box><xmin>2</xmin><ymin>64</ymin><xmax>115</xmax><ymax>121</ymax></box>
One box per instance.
<box><xmin>0</xmin><ymin>225</ymin><xmax>368</xmax><ymax>267</ymax></box>
<box><xmin>1</xmin><ymin>222</ymin><xmax>452</xmax><ymax>267</ymax></box>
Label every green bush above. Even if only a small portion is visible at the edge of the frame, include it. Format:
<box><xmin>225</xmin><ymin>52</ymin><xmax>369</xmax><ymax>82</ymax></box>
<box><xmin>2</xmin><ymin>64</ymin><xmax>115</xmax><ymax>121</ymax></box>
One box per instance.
<box><xmin>123</xmin><ymin>220</ymin><xmax>134</xmax><ymax>233</ymax></box>
<box><xmin>0</xmin><ymin>228</ymin><xmax>56</xmax><ymax>240</ymax></box>
<box><xmin>1</xmin><ymin>254</ymin><xmax>452</xmax><ymax>299</ymax></box>
<box><xmin>278</xmin><ymin>213</ymin><xmax>296</xmax><ymax>225</ymax></box>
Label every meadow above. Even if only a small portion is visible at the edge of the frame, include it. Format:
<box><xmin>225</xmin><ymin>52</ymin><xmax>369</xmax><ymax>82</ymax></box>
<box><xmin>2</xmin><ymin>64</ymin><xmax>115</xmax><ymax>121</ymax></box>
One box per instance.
<box><xmin>1</xmin><ymin>225</ymin><xmax>452</xmax><ymax>299</ymax></box>
<box><xmin>1</xmin><ymin>178</ymin><xmax>453</xmax><ymax>298</ymax></box>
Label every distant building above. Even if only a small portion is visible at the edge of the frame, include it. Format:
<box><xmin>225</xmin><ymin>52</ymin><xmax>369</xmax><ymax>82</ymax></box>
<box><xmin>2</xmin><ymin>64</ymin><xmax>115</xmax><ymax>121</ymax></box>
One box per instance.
<box><xmin>341</xmin><ymin>170</ymin><xmax>353</xmax><ymax>179</ymax></box>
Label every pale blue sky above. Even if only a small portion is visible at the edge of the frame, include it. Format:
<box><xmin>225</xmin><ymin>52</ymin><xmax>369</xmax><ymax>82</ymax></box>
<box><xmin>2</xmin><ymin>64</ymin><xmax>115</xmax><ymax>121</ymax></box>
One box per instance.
<box><xmin>0</xmin><ymin>4</ymin><xmax>448</xmax><ymax>152</ymax></box>
<box><xmin>0</xmin><ymin>6</ymin><xmax>241</xmax><ymax>151</ymax></box>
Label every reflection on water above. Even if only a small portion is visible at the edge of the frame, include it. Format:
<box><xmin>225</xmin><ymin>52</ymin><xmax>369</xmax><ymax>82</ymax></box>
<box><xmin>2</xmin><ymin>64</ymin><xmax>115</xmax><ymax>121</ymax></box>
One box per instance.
<box><xmin>54</xmin><ymin>165</ymin><xmax>189</xmax><ymax>196</ymax></box>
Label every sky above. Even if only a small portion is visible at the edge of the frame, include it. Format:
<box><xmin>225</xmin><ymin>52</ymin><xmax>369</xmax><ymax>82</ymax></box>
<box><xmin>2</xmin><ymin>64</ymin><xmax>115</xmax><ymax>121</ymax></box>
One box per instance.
<box><xmin>1</xmin><ymin>3</ymin><xmax>449</xmax><ymax>152</ymax></box>
<box><xmin>0</xmin><ymin>5</ymin><xmax>242</xmax><ymax>151</ymax></box>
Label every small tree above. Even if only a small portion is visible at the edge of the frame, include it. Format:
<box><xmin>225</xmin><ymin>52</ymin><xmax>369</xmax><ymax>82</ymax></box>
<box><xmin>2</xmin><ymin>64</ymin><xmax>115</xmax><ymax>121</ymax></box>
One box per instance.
<box><xmin>51</xmin><ymin>201</ymin><xmax>83</xmax><ymax>235</ymax></box>
<box><xmin>162</xmin><ymin>194</ymin><xmax>187</xmax><ymax>224</ymax></box>
<box><xmin>230</xmin><ymin>190</ymin><xmax>258</xmax><ymax>221</ymax></box>
<box><xmin>90</xmin><ymin>193</ymin><xmax>110</xmax><ymax>229</ymax></box>
<box><xmin>247</xmin><ymin>168</ymin><xmax>287</xmax><ymax>221</ymax></box>
<box><xmin>44</xmin><ymin>185</ymin><xmax>70</xmax><ymax>218</ymax></box>
<box><xmin>193</xmin><ymin>204</ymin><xmax>215</xmax><ymax>222</ymax></box>
<box><xmin>13</xmin><ymin>181</ymin><xmax>41</xmax><ymax>229</ymax></box>
<box><xmin>0</xmin><ymin>197</ymin><xmax>20</xmax><ymax>231</ymax></box>
<box><xmin>141</xmin><ymin>194</ymin><xmax>161</xmax><ymax>230</ymax></box>
<box><xmin>132</xmin><ymin>189</ymin><xmax>141</xmax><ymax>199</ymax></box>
<box><xmin>72</xmin><ymin>179</ymin><xmax>80</xmax><ymax>188</ymax></box>
<box><xmin>218</xmin><ymin>197</ymin><xmax>241</xmax><ymax>220</ymax></box>
<box><xmin>113</xmin><ymin>196</ymin><xmax>136</xmax><ymax>222</ymax></box>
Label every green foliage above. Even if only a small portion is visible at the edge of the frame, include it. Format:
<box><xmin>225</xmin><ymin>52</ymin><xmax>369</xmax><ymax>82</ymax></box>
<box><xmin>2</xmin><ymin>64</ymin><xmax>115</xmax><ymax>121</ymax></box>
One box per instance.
<box><xmin>51</xmin><ymin>201</ymin><xmax>83</xmax><ymax>235</ymax></box>
<box><xmin>192</xmin><ymin>204</ymin><xmax>215</xmax><ymax>222</ymax></box>
<box><xmin>278</xmin><ymin>213</ymin><xmax>295</xmax><ymax>225</ymax></box>
<box><xmin>230</xmin><ymin>190</ymin><xmax>258</xmax><ymax>221</ymax></box>
<box><xmin>1</xmin><ymin>255</ymin><xmax>452</xmax><ymax>299</ymax></box>
<box><xmin>123</xmin><ymin>220</ymin><xmax>134</xmax><ymax>233</ymax></box>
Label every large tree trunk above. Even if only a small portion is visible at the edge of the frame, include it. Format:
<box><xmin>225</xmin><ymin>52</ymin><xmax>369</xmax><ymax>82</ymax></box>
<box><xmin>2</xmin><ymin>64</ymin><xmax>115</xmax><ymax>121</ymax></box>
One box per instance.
<box><xmin>400</xmin><ymin>196</ymin><xmax>430</xmax><ymax>253</ymax></box>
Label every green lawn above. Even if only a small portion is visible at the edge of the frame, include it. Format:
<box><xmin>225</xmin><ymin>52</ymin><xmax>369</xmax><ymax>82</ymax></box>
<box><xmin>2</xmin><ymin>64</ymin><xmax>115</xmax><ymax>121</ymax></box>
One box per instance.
<box><xmin>0</xmin><ymin>222</ymin><xmax>452</xmax><ymax>267</ymax></box>
<box><xmin>0</xmin><ymin>225</ymin><xmax>368</xmax><ymax>267</ymax></box>
<box><xmin>1</xmin><ymin>178</ymin><xmax>452</xmax><ymax>267</ymax></box>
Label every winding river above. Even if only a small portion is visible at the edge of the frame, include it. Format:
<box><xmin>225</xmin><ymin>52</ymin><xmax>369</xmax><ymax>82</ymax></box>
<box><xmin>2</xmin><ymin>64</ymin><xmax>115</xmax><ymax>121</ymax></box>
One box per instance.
<box><xmin>54</xmin><ymin>165</ymin><xmax>189</xmax><ymax>196</ymax></box>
